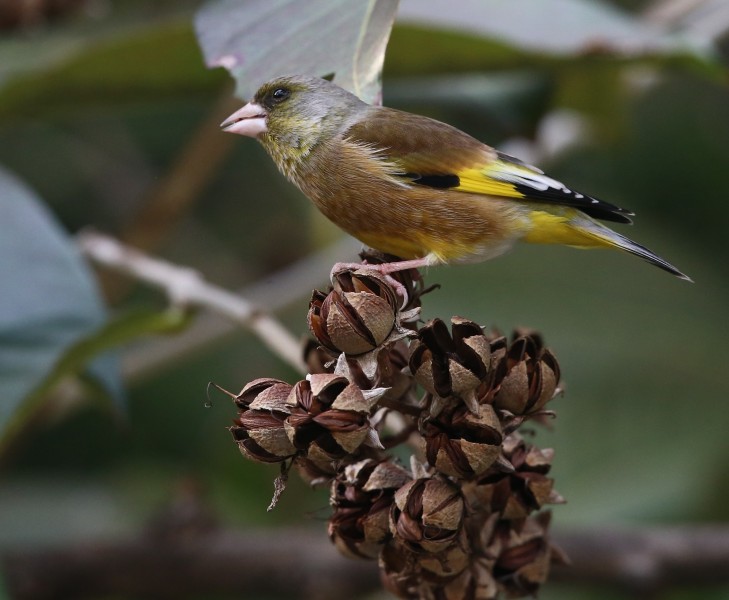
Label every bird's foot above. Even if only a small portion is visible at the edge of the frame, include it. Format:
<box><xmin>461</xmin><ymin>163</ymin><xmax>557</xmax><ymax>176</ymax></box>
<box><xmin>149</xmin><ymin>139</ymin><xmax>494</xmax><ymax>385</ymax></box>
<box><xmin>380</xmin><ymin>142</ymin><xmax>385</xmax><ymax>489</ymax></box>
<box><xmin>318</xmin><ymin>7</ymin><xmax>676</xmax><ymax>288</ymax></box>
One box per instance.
<box><xmin>330</xmin><ymin>257</ymin><xmax>431</xmax><ymax>309</ymax></box>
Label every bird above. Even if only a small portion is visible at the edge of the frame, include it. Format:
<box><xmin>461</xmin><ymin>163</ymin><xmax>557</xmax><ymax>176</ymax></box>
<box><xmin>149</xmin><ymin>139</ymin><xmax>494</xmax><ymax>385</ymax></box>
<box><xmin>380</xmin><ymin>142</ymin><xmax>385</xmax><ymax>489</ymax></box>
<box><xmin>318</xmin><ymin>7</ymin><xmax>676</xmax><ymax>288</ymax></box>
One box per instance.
<box><xmin>220</xmin><ymin>75</ymin><xmax>691</xmax><ymax>282</ymax></box>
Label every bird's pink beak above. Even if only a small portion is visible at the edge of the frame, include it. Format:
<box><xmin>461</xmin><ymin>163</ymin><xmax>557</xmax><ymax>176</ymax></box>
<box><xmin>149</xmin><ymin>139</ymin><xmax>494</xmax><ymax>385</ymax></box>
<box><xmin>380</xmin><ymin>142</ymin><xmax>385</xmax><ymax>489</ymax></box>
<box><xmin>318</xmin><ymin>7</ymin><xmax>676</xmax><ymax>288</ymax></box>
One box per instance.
<box><xmin>220</xmin><ymin>102</ymin><xmax>268</xmax><ymax>137</ymax></box>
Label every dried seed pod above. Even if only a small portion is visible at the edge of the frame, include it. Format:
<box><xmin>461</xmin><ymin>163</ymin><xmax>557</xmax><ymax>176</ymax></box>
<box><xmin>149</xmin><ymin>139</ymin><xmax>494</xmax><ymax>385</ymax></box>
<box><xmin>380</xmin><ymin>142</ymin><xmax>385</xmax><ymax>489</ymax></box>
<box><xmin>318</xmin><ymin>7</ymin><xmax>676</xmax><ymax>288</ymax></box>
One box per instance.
<box><xmin>420</xmin><ymin>404</ymin><xmax>503</xmax><ymax>479</ymax></box>
<box><xmin>489</xmin><ymin>333</ymin><xmax>560</xmax><ymax>417</ymax></box>
<box><xmin>284</xmin><ymin>374</ymin><xmax>384</xmax><ymax>470</ymax></box>
<box><xmin>417</xmin><ymin>535</ymin><xmax>470</xmax><ymax>580</ymax></box>
<box><xmin>308</xmin><ymin>270</ymin><xmax>400</xmax><ymax>356</ymax></box>
<box><xmin>409</xmin><ymin>317</ymin><xmax>492</xmax><ymax>414</ymax></box>
<box><xmin>433</xmin><ymin>557</ymin><xmax>500</xmax><ymax>600</ymax></box>
<box><xmin>357</xmin><ymin>248</ymin><xmax>433</xmax><ymax>320</ymax></box>
<box><xmin>379</xmin><ymin>540</ymin><xmax>422</xmax><ymax>599</ymax></box>
<box><xmin>380</xmin><ymin>537</ymin><xmax>470</xmax><ymax>599</ymax></box>
<box><xmin>482</xmin><ymin>511</ymin><xmax>559</xmax><ymax>599</ymax></box>
<box><xmin>466</xmin><ymin>433</ymin><xmax>564</xmax><ymax>520</ymax></box>
<box><xmin>390</xmin><ymin>477</ymin><xmax>466</xmax><ymax>556</ymax></box>
<box><xmin>329</xmin><ymin>458</ymin><xmax>412</xmax><ymax>559</ymax></box>
<box><xmin>228</xmin><ymin>378</ymin><xmax>296</xmax><ymax>463</ymax></box>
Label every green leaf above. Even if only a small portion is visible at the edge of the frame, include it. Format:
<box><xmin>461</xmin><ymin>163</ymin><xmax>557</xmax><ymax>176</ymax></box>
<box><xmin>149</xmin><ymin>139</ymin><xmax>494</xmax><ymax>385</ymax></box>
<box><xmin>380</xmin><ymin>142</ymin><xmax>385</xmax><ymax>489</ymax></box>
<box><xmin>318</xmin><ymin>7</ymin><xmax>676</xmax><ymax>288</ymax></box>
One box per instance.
<box><xmin>0</xmin><ymin>166</ymin><xmax>114</xmax><ymax>442</ymax></box>
<box><xmin>0</xmin><ymin>21</ymin><xmax>226</xmax><ymax>119</ymax></box>
<box><xmin>195</xmin><ymin>0</ymin><xmax>399</xmax><ymax>104</ymax></box>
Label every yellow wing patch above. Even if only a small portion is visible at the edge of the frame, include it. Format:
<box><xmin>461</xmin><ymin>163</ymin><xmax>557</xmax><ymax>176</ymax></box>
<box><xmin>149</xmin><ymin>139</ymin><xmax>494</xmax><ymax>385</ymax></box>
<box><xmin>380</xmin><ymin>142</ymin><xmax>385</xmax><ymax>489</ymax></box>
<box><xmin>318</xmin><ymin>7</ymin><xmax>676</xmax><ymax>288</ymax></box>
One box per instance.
<box><xmin>455</xmin><ymin>167</ymin><xmax>526</xmax><ymax>198</ymax></box>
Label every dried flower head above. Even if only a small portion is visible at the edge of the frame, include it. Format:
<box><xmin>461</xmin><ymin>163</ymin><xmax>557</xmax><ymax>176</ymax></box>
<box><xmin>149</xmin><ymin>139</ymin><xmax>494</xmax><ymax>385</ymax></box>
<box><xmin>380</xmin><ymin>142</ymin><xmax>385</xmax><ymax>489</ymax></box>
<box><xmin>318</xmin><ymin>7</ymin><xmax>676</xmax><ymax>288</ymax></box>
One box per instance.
<box><xmin>481</xmin><ymin>511</ymin><xmax>560</xmax><ymax>598</ymax></box>
<box><xmin>308</xmin><ymin>270</ymin><xmax>404</xmax><ymax>356</ymax></box>
<box><xmin>228</xmin><ymin>378</ymin><xmax>296</xmax><ymax>463</ymax></box>
<box><xmin>466</xmin><ymin>433</ymin><xmax>564</xmax><ymax>520</ymax></box>
<box><xmin>308</xmin><ymin>269</ymin><xmax>419</xmax><ymax>381</ymax></box>
<box><xmin>390</xmin><ymin>477</ymin><xmax>466</xmax><ymax>556</ymax></box>
<box><xmin>488</xmin><ymin>332</ymin><xmax>560</xmax><ymax>418</ymax></box>
<box><xmin>409</xmin><ymin>317</ymin><xmax>492</xmax><ymax>414</ymax></box>
<box><xmin>420</xmin><ymin>403</ymin><xmax>503</xmax><ymax>480</ymax></box>
<box><xmin>329</xmin><ymin>458</ymin><xmax>412</xmax><ymax>559</ymax></box>
<box><xmin>284</xmin><ymin>374</ymin><xmax>384</xmax><ymax>470</ymax></box>
<box><xmin>357</xmin><ymin>249</ymin><xmax>434</xmax><ymax>319</ymax></box>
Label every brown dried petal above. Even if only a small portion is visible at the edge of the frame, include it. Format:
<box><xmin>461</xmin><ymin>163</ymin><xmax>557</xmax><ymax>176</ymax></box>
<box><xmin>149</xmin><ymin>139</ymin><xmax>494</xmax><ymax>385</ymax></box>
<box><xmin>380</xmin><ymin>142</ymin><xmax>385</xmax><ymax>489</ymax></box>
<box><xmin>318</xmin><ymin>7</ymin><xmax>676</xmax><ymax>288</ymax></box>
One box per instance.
<box><xmin>362</xmin><ymin>505</ymin><xmax>392</xmax><ymax>545</ymax></box>
<box><xmin>411</xmin><ymin>344</ymin><xmax>438</xmax><ymax>394</ymax></box>
<box><xmin>490</xmin><ymin>512</ymin><xmax>555</xmax><ymax>597</ymax></box>
<box><xmin>435</xmin><ymin>561</ymin><xmax>493</xmax><ymax>600</ymax></box>
<box><xmin>305</xmin><ymin>439</ymin><xmax>346</xmax><ymax>469</ymax></box>
<box><xmin>418</xmin><ymin>539</ymin><xmax>470</xmax><ymax>579</ymax></box>
<box><xmin>307</xmin><ymin>373</ymin><xmax>349</xmax><ymax>401</ymax></box>
<box><xmin>447</xmin><ymin>359</ymin><xmax>482</xmax><ymax>397</ymax></box>
<box><xmin>329</xmin><ymin>382</ymin><xmax>381</xmax><ymax>413</ymax></box>
<box><xmin>247</xmin><ymin>384</ymin><xmax>293</xmax><ymax>413</ymax></box>
<box><xmin>533</xmin><ymin>350</ymin><xmax>559</xmax><ymax>411</ymax></box>
<box><xmin>246</xmin><ymin>424</ymin><xmax>297</xmax><ymax>458</ymax></box>
<box><xmin>363</xmin><ymin>460</ymin><xmax>413</xmax><ymax>492</ymax></box>
<box><xmin>329</xmin><ymin>425</ymin><xmax>370</xmax><ymax>454</ymax></box>
<box><xmin>229</xmin><ymin>423</ymin><xmax>294</xmax><ymax>464</ymax></box>
<box><xmin>234</xmin><ymin>378</ymin><xmax>291</xmax><ymax>410</ymax></box>
<box><xmin>313</xmin><ymin>408</ymin><xmax>368</xmax><ymax>432</ymax></box>
<box><xmin>493</xmin><ymin>361</ymin><xmax>530</xmax><ymax>414</ymax></box>
<box><xmin>308</xmin><ymin>290</ymin><xmax>332</xmax><ymax>350</ymax></box>
<box><xmin>457</xmin><ymin>440</ymin><xmax>501</xmax><ymax>477</ymax></box>
<box><xmin>421</xmin><ymin>479</ymin><xmax>464</xmax><ymax>533</ymax></box>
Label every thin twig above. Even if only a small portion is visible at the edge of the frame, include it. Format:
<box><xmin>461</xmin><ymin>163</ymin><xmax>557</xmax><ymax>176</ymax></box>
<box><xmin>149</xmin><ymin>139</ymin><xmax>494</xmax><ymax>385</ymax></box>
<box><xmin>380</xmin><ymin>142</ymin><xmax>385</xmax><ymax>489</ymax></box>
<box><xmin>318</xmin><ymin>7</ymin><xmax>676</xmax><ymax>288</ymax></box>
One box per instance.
<box><xmin>118</xmin><ymin>235</ymin><xmax>362</xmax><ymax>384</ymax></box>
<box><xmin>77</xmin><ymin>230</ymin><xmax>306</xmax><ymax>374</ymax></box>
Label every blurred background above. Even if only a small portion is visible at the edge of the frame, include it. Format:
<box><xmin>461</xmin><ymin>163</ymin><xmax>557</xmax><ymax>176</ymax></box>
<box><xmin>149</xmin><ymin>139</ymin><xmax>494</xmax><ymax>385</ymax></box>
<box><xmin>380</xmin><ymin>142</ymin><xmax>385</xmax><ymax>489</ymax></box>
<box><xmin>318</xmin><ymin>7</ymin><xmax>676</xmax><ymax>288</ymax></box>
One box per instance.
<box><xmin>0</xmin><ymin>0</ymin><xmax>728</xmax><ymax>598</ymax></box>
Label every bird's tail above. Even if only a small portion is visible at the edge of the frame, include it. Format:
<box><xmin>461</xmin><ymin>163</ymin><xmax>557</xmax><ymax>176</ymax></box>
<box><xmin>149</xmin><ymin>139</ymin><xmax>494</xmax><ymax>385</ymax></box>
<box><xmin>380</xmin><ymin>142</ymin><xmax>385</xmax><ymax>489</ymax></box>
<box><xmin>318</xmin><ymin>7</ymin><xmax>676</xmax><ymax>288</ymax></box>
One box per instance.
<box><xmin>573</xmin><ymin>219</ymin><xmax>692</xmax><ymax>282</ymax></box>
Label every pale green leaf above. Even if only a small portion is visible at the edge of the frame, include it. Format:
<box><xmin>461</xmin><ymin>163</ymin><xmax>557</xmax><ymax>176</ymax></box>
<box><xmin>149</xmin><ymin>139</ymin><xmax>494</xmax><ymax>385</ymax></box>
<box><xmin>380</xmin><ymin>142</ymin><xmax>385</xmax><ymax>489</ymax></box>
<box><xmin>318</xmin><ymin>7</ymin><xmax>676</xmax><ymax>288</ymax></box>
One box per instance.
<box><xmin>397</xmin><ymin>0</ymin><xmax>712</xmax><ymax>57</ymax></box>
<box><xmin>0</xmin><ymin>166</ymin><xmax>116</xmax><ymax>442</ymax></box>
<box><xmin>195</xmin><ymin>0</ymin><xmax>399</xmax><ymax>104</ymax></box>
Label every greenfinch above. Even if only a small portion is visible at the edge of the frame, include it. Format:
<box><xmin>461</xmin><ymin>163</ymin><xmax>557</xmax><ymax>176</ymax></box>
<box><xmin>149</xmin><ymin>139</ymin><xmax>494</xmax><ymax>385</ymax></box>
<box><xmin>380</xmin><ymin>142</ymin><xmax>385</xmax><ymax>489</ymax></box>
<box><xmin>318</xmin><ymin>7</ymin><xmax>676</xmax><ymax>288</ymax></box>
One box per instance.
<box><xmin>221</xmin><ymin>75</ymin><xmax>690</xmax><ymax>281</ymax></box>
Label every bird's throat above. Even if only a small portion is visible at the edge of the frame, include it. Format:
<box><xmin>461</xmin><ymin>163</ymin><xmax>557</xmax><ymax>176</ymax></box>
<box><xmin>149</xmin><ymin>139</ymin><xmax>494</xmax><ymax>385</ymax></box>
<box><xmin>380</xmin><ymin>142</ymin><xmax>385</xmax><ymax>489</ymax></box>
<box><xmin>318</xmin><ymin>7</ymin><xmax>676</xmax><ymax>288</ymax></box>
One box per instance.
<box><xmin>260</xmin><ymin>132</ymin><xmax>317</xmax><ymax>182</ymax></box>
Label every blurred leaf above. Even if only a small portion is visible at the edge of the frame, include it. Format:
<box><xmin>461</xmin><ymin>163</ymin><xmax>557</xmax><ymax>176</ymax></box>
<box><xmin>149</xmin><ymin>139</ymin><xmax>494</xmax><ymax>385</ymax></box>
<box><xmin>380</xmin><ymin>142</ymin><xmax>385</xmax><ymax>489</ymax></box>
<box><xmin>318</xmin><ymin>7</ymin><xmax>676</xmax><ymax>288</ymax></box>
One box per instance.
<box><xmin>0</xmin><ymin>2</ymin><xmax>200</xmax><ymax>86</ymax></box>
<box><xmin>0</xmin><ymin>166</ymin><xmax>111</xmax><ymax>443</ymax></box>
<box><xmin>195</xmin><ymin>0</ymin><xmax>399</xmax><ymax>104</ymax></box>
<box><xmin>385</xmin><ymin>71</ymin><xmax>553</xmax><ymax>132</ymax></box>
<box><xmin>0</xmin><ymin>20</ymin><xmax>226</xmax><ymax>119</ymax></box>
<box><xmin>386</xmin><ymin>24</ymin><xmax>533</xmax><ymax>76</ymax></box>
<box><xmin>397</xmin><ymin>0</ymin><xmax>713</xmax><ymax>57</ymax></box>
<box><xmin>1</xmin><ymin>307</ymin><xmax>194</xmax><ymax>456</ymax></box>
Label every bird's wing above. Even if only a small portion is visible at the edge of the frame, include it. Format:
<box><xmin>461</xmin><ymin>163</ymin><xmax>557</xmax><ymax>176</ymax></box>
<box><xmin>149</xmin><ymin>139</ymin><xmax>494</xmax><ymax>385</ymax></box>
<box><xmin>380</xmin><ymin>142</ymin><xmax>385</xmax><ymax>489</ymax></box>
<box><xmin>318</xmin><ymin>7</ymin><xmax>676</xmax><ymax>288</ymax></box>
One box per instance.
<box><xmin>344</xmin><ymin>108</ymin><xmax>633</xmax><ymax>224</ymax></box>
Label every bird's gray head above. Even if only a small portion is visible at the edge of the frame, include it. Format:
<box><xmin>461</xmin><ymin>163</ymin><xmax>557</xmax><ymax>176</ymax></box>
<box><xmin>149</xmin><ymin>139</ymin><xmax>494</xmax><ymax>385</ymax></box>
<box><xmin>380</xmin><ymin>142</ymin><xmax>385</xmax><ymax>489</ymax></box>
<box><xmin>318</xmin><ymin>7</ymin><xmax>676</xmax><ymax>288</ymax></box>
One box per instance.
<box><xmin>220</xmin><ymin>75</ymin><xmax>365</xmax><ymax>155</ymax></box>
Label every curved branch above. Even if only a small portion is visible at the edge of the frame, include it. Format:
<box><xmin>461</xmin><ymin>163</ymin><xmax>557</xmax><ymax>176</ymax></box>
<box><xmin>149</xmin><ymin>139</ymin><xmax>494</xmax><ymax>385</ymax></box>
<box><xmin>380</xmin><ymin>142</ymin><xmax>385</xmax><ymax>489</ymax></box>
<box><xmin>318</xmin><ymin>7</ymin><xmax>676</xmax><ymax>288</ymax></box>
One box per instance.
<box><xmin>77</xmin><ymin>231</ymin><xmax>307</xmax><ymax>374</ymax></box>
<box><xmin>4</xmin><ymin>525</ymin><xmax>729</xmax><ymax>599</ymax></box>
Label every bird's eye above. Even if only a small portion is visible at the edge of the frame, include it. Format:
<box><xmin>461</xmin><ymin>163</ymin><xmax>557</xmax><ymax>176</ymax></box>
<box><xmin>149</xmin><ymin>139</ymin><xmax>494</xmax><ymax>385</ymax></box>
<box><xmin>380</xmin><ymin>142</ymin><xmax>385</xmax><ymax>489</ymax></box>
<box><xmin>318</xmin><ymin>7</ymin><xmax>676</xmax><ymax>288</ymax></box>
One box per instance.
<box><xmin>271</xmin><ymin>88</ymin><xmax>290</xmax><ymax>102</ymax></box>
